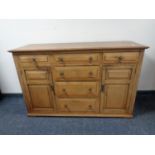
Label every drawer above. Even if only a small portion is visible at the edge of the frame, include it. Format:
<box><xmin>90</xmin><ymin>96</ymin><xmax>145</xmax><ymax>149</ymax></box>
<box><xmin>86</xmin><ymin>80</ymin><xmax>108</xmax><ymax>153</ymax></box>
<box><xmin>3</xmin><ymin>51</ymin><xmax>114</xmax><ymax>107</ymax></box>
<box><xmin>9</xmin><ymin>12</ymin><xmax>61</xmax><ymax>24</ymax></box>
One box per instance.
<box><xmin>103</xmin><ymin>52</ymin><xmax>139</xmax><ymax>64</ymax></box>
<box><xmin>24</xmin><ymin>70</ymin><xmax>50</xmax><ymax>84</ymax></box>
<box><xmin>55</xmin><ymin>82</ymin><xmax>99</xmax><ymax>98</ymax></box>
<box><xmin>57</xmin><ymin>98</ymin><xmax>99</xmax><ymax>113</ymax></box>
<box><xmin>19</xmin><ymin>55</ymin><xmax>49</xmax><ymax>68</ymax></box>
<box><xmin>53</xmin><ymin>66</ymin><xmax>100</xmax><ymax>81</ymax></box>
<box><xmin>51</xmin><ymin>53</ymin><xmax>101</xmax><ymax>65</ymax></box>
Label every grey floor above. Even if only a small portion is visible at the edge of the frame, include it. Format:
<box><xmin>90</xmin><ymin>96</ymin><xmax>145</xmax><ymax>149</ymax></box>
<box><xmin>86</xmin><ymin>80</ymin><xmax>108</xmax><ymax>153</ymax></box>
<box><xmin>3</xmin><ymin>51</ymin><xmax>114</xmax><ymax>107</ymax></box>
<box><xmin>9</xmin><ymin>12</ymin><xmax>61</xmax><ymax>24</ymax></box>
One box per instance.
<box><xmin>0</xmin><ymin>93</ymin><xmax>155</xmax><ymax>135</ymax></box>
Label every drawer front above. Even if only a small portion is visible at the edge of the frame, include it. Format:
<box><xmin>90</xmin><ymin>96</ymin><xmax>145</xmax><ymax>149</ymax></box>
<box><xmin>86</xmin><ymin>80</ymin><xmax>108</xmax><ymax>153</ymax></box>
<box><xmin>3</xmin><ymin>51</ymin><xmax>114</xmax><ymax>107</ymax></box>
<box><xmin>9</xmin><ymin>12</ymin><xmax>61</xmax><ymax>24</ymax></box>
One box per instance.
<box><xmin>19</xmin><ymin>55</ymin><xmax>49</xmax><ymax>68</ymax></box>
<box><xmin>55</xmin><ymin>82</ymin><xmax>99</xmax><ymax>98</ymax></box>
<box><xmin>53</xmin><ymin>66</ymin><xmax>100</xmax><ymax>81</ymax></box>
<box><xmin>57</xmin><ymin>98</ymin><xmax>99</xmax><ymax>113</ymax></box>
<box><xmin>19</xmin><ymin>55</ymin><xmax>48</xmax><ymax>62</ymax></box>
<box><xmin>103</xmin><ymin>52</ymin><xmax>139</xmax><ymax>64</ymax></box>
<box><xmin>51</xmin><ymin>53</ymin><xmax>101</xmax><ymax>65</ymax></box>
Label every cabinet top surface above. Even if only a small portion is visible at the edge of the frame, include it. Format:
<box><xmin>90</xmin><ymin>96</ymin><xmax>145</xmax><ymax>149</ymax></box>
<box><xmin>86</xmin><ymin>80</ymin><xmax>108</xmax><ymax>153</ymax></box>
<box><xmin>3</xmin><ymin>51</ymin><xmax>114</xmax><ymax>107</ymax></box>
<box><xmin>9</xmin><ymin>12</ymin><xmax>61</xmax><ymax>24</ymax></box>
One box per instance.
<box><xmin>9</xmin><ymin>41</ymin><xmax>149</xmax><ymax>53</ymax></box>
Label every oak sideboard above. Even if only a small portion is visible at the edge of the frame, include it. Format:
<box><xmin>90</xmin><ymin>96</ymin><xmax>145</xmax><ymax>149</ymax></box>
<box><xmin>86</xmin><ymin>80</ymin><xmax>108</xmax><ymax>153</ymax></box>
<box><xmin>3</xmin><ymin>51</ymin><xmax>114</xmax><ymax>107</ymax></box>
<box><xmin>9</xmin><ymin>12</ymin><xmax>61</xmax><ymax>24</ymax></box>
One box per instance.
<box><xmin>9</xmin><ymin>41</ymin><xmax>148</xmax><ymax>117</ymax></box>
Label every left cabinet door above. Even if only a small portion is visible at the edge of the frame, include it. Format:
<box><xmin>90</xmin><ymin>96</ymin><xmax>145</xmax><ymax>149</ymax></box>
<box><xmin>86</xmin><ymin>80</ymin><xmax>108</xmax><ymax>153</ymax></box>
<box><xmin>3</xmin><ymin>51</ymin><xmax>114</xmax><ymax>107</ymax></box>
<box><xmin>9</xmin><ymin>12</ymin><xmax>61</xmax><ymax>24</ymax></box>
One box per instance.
<box><xmin>14</xmin><ymin>54</ymin><xmax>55</xmax><ymax>114</ymax></box>
<box><xmin>22</xmin><ymin>68</ymin><xmax>55</xmax><ymax>112</ymax></box>
<box><xmin>28</xmin><ymin>84</ymin><xmax>54</xmax><ymax>111</ymax></box>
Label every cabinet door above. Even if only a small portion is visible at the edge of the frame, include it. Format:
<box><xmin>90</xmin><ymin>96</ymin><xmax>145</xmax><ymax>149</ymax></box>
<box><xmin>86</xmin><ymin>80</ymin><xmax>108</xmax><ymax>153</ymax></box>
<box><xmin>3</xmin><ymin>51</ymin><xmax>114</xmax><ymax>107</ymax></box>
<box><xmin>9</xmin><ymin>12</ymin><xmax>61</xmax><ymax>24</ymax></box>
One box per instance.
<box><xmin>101</xmin><ymin>65</ymin><xmax>135</xmax><ymax>114</ymax></box>
<box><xmin>28</xmin><ymin>85</ymin><xmax>54</xmax><ymax>111</ymax></box>
<box><xmin>102</xmin><ymin>84</ymin><xmax>130</xmax><ymax>113</ymax></box>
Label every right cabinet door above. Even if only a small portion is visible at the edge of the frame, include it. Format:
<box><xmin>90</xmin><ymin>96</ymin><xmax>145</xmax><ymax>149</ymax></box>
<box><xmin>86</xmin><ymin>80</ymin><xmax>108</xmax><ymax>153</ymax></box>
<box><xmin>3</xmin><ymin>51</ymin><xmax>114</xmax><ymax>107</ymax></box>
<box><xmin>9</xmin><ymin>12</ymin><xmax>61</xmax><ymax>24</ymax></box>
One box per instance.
<box><xmin>101</xmin><ymin>65</ymin><xmax>136</xmax><ymax>115</ymax></box>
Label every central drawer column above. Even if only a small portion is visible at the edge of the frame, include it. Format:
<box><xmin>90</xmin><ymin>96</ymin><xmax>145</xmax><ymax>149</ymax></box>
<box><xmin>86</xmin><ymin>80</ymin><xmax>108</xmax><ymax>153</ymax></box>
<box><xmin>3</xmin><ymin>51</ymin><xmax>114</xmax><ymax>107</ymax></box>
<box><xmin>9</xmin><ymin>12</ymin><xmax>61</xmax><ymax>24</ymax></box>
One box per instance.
<box><xmin>50</xmin><ymin>52</ymin><xmax>102</xmax><ymax>113</ymax></box>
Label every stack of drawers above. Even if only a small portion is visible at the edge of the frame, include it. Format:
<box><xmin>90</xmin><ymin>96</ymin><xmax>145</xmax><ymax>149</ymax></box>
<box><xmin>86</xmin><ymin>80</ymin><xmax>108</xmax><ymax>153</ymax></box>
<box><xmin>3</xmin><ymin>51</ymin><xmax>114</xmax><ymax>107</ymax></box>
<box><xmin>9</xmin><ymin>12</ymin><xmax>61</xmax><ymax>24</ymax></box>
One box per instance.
<box><xmin>51</xmin><ymin>53</ymin><xmax>101</xmax><ymax>113</ymax></box>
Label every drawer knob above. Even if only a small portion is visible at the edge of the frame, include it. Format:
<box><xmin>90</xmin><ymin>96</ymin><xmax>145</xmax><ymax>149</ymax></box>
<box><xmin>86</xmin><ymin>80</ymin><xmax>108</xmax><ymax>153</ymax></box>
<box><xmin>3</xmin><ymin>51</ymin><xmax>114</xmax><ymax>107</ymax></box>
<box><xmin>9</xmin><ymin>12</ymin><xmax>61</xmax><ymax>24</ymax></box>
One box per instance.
<box><xmin>64</xmin><ymin>104</ymin><xmax>70</xmax><ymax>111</ymax></box>
<box><xmin>62</xmin><ymin>89</ymin><xmax>67</xmax><ymax>95</ymax></box>
<box><xmin>64</xmin><ymin>104</ymin><xmax>68</xmax><ymax>108</ymax></box>
<box><xmin>89</xmin><ymin>57</ymin><xmax>93</xmax><ymax>63</ymax></box>
<box><xmin>89</xmin><ymin>72</ymin><xmax>93</xmax><ymax>77</ymax></box>
<box><xmin>88</xmin><ymin>88</ymin><xmax>92</xmax><ymax>93</ymax></box>
<box><xmin>88</xmin><ymin>105</ymin><xmax>92</xmax><ymax>109</ymax></box>
<box><xmin>58</xmin><ymin>57</ymin><xmax>64</xmax><ymax>62</ymax></box>
<box><xmin>32</xmin><ymin>57</ymin><xmax>39</xmax><ymax>68</ymax></box>
<box><xmin>60</xmin><ymin>72</ymin><xmax>64</xmax><ymax>77</ymax></box>
<box><xmin>62</xmin><ymin>88</ymin><xmax>66</xmax><ymax>92</ymax></box>
<box><xmin>118</xmin><ymin>56</ymin><xmax>123</xmax><ymax>63</ymax></box>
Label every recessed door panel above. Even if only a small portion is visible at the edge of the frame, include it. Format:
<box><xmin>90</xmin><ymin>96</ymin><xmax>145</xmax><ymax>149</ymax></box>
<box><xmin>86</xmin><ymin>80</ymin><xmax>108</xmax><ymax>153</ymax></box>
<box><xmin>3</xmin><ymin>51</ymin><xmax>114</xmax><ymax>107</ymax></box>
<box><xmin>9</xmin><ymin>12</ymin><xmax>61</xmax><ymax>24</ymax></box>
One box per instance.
<box><xmin>104</xmin><ymin>84</ymin><xmax>129</xmax><ymax>109</ymax></box>
<box><xmin>28</xmin><ymin>85</ymin><xmax>54</xmax><ymax>110</ymax></box>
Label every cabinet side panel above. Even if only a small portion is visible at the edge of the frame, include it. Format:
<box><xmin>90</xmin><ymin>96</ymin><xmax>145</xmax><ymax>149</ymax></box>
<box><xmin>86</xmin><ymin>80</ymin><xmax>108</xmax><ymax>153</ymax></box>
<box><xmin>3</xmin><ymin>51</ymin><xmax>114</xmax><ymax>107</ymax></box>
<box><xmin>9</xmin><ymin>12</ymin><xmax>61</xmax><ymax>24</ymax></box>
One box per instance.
<box><xmin>128</xmin><ymin>51</ymin><xmax>144</xmax><ymax>114</ymax></box>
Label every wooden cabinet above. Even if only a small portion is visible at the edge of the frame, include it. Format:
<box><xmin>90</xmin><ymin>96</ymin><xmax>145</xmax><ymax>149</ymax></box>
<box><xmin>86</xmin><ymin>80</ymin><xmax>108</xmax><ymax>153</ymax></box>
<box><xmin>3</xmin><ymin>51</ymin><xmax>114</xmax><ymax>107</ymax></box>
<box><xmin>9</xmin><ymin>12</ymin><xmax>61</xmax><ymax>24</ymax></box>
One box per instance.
<box><xmin>10</xmin><ymin>41</ymin><xmax>148</xmax><ymax>117</ymax></box>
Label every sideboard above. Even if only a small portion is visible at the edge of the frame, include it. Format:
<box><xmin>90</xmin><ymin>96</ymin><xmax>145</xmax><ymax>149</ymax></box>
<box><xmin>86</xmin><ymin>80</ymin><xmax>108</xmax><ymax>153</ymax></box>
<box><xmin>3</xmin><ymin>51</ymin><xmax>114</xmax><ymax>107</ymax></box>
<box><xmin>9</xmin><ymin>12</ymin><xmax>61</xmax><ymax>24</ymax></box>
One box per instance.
<box><xmin>9</xmin><ymin>41</ymin><xmax>148</xmax><ymax>117</ymax></box>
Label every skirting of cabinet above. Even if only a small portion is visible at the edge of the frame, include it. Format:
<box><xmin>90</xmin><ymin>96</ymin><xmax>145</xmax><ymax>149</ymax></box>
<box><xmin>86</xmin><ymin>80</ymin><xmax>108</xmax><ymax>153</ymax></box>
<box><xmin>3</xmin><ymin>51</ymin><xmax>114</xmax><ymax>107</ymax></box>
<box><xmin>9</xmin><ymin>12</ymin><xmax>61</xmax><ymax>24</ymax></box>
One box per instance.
<box><xmin>27</xmin><ymin>112</ymin><xmax>133</xmax><ymax>118</ymax></box>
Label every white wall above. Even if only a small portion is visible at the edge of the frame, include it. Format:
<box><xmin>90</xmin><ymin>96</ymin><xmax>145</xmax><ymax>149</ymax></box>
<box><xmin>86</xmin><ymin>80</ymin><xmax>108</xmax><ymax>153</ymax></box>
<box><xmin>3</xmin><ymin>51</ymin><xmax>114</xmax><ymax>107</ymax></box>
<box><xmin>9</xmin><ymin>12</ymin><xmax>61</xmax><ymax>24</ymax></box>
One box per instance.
<box><xmin>0</xmin><ymin>19</ymin><xmax>155</xmax><ymax>93</ymax></box>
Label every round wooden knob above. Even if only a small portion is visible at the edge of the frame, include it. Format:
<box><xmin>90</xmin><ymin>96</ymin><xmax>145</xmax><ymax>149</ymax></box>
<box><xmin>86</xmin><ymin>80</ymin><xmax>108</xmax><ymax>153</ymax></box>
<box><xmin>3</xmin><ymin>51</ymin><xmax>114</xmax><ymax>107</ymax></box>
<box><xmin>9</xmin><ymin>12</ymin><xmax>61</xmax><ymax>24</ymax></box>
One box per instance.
<box><xmin>89</xmin><ymin>72</ymin><xmax>93</xmax><ymax>77</ymax></box>
<box><xmin>62</xmin><ymin>88</ymin><xmax>66</xmax><ymax>92</ymax></box>
<box><xmin>58</xmin><ymin>57</ymin><xmax>64</xmax><ymax>62</ymax></box>
<box><xmin>32</xmin><ymin>57</ymin><xmax>39</xmax><ymax>68</ymax></box>
<box><xmin>64</xmin><ymin>104</ymin><xmax>68</xmax><ymax>108</ymax></box>
<box><xmin>89</xmin><ymin>57</ymin><xmax>93</xmax><ymax>63</ymax></box>
<box><xmin>60</xmin><ymin>72</ymin><xmax>64</xmax><ymax>76</ymax></box>
<box><xmin>64</xmin><ymin>104</ymin><xmax>70</xmax><ymax>111</ymax></box>
<box><xmin>88</xmin><ymin>105</ymin><xmax>92</xmax><ymax>109</ymax></box>
<box><xmin>89</xmin><ymin>88</ymin><xmax>92</xmax><ymax>92</ymax></box>
<box><xmin>32</xmin><ymin>57</ymin><xmax>36</xmax><ymax>62</ymax></box>
<box><xmin>118</xmin><ymin>56</ymin><xmax>123</xmax><ymax>62</ymax></box>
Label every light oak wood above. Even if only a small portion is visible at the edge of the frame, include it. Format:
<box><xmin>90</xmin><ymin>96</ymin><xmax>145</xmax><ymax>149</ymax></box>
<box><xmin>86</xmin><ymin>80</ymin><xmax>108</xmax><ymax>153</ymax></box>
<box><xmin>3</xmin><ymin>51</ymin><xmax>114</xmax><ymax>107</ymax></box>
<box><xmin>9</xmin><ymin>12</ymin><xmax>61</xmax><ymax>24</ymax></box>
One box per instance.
<box><xmin>103</xmin><ymin>65</ymin><xmax>136</xmax><ymax>83</ymax></box>
<box><xmin>10</xmin><ymin>41</ymin><xmax>148</xmax><ymax>117</ymax></box>
<box><xmin>55</xmin><ymin>82</ymin><xmax>100</xmax><ymax>98</ymax></box>
<box><xmin>9</xmin><ymin>41</ymin><xmax>148</xmax><ymax>52</ymax></box>
<box><xmin>53</xmin><ymin>66</ymin><xmax>100</xmax><ymax>81</ymax></box>
<box><xmin>103</xmin><ymin>52</ymin><xmax>139</xmax><ymax>64</ymax></box>
<box><xmin>51</xmin><ymin>53</ymin><xmax>101</xmax><ymax>65</ymax></box>
<box><xmin>57</xmin><ymin>98</ymin><xmax>99</xmax><ymax>113</ymax></box>
<box><xmin>102</xmin><ymin>84</ymin><xmax>130</xmax><ymax>109</ymax></box>
<box><xmin>127</xmin><ymin>51</ymin><xmax>145</xmax><ymax>114</ymax></box>
<box><xmin>18</xmin><ymin>55</ymin><xmax>50</xmax><ymax>68</ymax></box>
<box><xmin>25</xmin><ymin>70</ymin><xmax>49</xmax><ymax>82</ymax></box>
<box><xmin>27</xmin><ymin>112</ymin><xmax>133</xmax><ymax>118</ymax></box>
<box><xmin>19</xmin><ymin>55</ymin><xmax>48</xmax><ymax>62</ymax></box>
<box><xmin>28</xmin><ymin>85</ymin><xmax>54</xmax><ymax>110</ymax></box>
<box><xmin>106</xmin><ymin>69</ymin><xmax>132</xmax><ymax>80</ymax></box>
